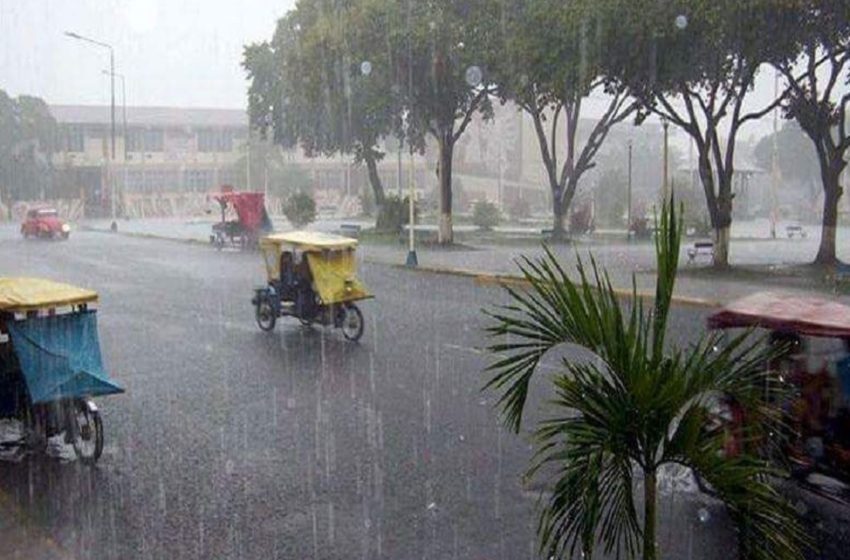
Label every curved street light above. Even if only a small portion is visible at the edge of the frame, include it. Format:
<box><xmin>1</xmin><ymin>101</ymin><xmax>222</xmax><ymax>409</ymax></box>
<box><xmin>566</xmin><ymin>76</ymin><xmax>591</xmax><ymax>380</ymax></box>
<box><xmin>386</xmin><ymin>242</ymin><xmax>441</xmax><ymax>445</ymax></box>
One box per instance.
<box><xmin>65</xmin><ymin>31</ymin><xmax>117</xmax><ymax>221</ymax></box>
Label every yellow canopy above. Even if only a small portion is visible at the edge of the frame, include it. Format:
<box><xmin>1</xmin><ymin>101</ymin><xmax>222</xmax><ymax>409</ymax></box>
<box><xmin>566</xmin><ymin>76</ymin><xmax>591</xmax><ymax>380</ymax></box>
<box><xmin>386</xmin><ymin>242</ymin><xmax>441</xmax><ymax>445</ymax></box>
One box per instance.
<box><xmin>260</xmin><ymin>231</ymin><xmax>361</xmax><ymax>282</ymax></box>
<box><xmin>260</xmin><ymin>231</ymin><xmax>359</xmax><ymax>251</ymax></box>
<box><xmin>306</xmin><ymin>251</ymin><xmax>371</xmax><ymax>304</ymax></box>
<box><xmin>0</xmin><ymin>277</ymin><xmax>98</xmax><ymax>312</ymax></box>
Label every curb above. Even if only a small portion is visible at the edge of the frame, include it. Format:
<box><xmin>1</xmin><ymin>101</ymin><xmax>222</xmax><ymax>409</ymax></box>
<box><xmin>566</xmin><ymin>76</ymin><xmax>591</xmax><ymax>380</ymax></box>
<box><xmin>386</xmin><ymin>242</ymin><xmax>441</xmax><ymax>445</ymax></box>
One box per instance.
<box><xmin>383</xmin><ymin>261</ymin><xmax>721</xmax><ymax>309</ymax></box>
<box><xmin>79</xmin><ymin>225</ymin><xmax>208</xmax><ymax>246</ymax></box>
<box><xmin>79</xmin><ymin>227</ymin><xmax>720</xmax><ymax>309</ymax></box>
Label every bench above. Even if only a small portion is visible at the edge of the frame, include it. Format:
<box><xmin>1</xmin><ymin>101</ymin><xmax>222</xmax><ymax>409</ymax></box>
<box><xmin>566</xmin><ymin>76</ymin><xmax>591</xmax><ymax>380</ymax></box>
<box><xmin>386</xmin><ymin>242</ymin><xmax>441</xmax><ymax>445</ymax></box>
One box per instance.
<box><xmin>786</xmin><ymin>225</ymin><xmax>807</xmax><ymax>239</ymax></box>
<box><xmin>687</xmin><ymin>241</ymin><xmax>715</xmax><ymax>263</ymax></box>
<box><xmin>338</xmin><ymin>224</ymin><xmax>362</xmax><ymax>238</ymax></box>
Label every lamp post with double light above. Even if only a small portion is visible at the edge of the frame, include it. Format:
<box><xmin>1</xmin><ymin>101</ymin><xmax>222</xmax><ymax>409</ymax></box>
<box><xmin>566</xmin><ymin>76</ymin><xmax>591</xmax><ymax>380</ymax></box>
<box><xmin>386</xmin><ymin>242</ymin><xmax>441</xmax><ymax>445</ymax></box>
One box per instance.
<box><xmin>102</xmin><ymin>69</ymin><xmax>126</xmax><ymax>217</ymax></box>
<box><xmin>65</xmin><ymin>31</ymin><xmax>116</xmax><ymax>220</ymax></box>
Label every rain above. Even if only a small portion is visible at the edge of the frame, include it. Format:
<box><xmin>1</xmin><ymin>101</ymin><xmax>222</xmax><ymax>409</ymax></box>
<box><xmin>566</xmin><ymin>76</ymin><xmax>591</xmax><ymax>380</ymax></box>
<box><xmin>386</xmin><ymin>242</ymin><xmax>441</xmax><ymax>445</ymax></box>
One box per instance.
<box><xmin>1</xmin><ymin>0</ymin><xmax>850</xmax><ymax>559</ymax></box>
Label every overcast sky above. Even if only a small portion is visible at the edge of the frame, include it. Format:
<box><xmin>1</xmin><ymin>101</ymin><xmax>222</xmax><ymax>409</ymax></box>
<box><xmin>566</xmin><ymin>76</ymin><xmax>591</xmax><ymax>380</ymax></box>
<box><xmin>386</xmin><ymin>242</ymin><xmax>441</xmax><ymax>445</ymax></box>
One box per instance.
<box><xmin>0</xmin><ymin>0</ymin><xmax>295</xmax><ymax>109</ymax></box>
<box><xmin>0</xmin><ymin>0</ymin><xmax>842</xmax><ymax>146</ymax></box>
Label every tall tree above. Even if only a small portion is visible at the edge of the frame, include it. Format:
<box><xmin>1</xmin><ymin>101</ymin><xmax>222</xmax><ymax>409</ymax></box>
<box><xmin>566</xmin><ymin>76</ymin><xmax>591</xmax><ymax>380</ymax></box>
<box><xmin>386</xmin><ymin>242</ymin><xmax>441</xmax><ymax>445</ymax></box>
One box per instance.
<box><xmin>398</xmin><ymin>0</ymin><xmax>501</xmax><ymax>244</ymax></box>
<box><xmin>599</xmin><ymin>0</ymin><xmax>792</xmax><ymax>267</ymax></box>
<box><xmin>244</xmin><ymin>0</ymin><xmax>398</xmax><ymax>221</ymax></box>
<box><xmin>0</xmin><ymin>91</ymin><xmax>57</xmax><ymax>204</ymax></box>
<box><xmin>753</xmin><ymin>121</ymin><xmax>820</xmax><ymax>200</ymax></box>
<box><xmin>771</xmin><ymin>0</ymin><xmax>850</xmax><ymax>265</ymax></box>
<box><xmin>496</xmin><ymin>0</ymin><xmax>636</xmax><ymax>239</ymax></box>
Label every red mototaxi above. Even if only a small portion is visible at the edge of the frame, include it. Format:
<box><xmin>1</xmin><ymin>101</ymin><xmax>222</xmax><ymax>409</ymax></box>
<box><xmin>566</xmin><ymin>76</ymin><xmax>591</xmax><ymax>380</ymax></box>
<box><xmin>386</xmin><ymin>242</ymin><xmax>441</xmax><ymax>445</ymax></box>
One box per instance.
<box><xmin>208</xmin><ymin>188</ymin><xmax>272</xmax><ymax>249</ymax></box>
<box><xmin>708</xmin><ymin>291</ymin><xmax>850</xmax><ymax>479</ymax></box>
<box><xmin>20</xmin><ymin>208</ymin><xmax>70</xmax><ymax>240</ymax></box>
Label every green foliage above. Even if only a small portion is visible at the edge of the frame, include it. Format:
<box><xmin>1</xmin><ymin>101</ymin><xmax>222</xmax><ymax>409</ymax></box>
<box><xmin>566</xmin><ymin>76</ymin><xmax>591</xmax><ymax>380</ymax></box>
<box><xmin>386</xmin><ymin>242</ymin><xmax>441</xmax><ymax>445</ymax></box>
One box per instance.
<box><xmin>283</xmin><ymin>191</ymin><xmax>317</xmax><ymax>228</ymax></box>
<box><xmin>492</xmin><ymin>0</ymin><xmax>636</xmax><ymax>237</ymax></box>
<box><xmin>375</xmin><ymin>194</ymin><xmax>417</xmax><ymax>233</ymax></box>
<box><xmin>472</xmin><ymin>200</ymin><xmax>500</xmax><ymax>230</ymax></box>
<box><xmin>243</xmin><ymin>0</ymin><xmax>398</xmax><ymax>210</ymax></box>
<box><xmin>484</xmin><ymin>201</ymin><xmax>809</xmax><ymax>560</ymax></box>
<box><xmin>753</xmin><ymin>122</ymin><xmax>819</xmax><ymax>187</ymax></box>
<box><xmin>0</xmin><ymin>90</ymin><xmax>57</xmax><ymax>202</ymax></box>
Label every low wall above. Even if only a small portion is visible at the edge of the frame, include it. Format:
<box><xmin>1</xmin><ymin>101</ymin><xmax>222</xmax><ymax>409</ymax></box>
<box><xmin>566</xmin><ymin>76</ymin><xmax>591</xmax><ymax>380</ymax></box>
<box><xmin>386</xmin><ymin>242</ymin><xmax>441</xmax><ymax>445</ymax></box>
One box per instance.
<box><xmin>0</xmin><ymin>199</ymin><xmax>85</xmax><ymax>222</ymax></box>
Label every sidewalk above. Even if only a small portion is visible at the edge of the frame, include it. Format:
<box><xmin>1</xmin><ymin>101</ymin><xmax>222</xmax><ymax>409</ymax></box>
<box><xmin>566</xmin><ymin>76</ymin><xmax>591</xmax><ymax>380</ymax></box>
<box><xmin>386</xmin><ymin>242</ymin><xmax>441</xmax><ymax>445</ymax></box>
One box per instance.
<box><xmin>77</xmin><ymin>217</ymin><xmax>850</xmax><ymax>307</ymax></box>
<box><xmin>360</xmin><ymin>242</ymin><xmax>850</xmax><ymax>307</ymax></box>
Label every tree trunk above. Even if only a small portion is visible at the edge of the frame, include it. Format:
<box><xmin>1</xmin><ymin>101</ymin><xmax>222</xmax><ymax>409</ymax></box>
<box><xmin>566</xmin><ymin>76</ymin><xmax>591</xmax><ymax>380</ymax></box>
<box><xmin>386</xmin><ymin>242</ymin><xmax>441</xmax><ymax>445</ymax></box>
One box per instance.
<box><xmin>551</xmin><ymin>190</ymin><xmax>566</xmax><ymax>240</ymax></box>
<box><xmin>364</xmin><ymin>151</ymin><xmax>386</xmax><ymax>227</ymax></box>
<box><xmin>712</xmin><ymin>181</ymin><xmax>733</xmax><ymax>269</ymax></box>
<box><xmin>364</xmin><ymin>151</ymin><xmax>386</xmax><ymax>207</ymax></box>
<box><xmin>643</xmin><ymin>468</ymin><xmax>657</xmax><ymax>560</ymax></box>
<box><xmin>815</xmin><ymin>169</ymin><xmax>842</xmax><ymax>265</ymax></box>
<box><xmin>437</xmin><ymin>134</ymin><xmax>454</xmax><ymax>244</ymax></box>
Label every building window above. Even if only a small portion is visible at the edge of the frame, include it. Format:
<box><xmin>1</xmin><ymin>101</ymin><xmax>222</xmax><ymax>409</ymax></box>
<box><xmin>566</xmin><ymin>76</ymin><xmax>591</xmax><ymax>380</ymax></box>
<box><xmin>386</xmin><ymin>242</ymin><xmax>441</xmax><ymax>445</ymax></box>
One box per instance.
<box><xmin>183</xmin><ymin>169</ymin><xmax>215</xmax><ymax>192</ymax></box>
<box><xmin>127</xmin><ymin>128</ymin><xmax>164</xmax><ymax>152</ymax></box>
<box><xmin>197</xmin><ymin>128</ymin><xmax>234</xmax><ymax>152</ymax></box>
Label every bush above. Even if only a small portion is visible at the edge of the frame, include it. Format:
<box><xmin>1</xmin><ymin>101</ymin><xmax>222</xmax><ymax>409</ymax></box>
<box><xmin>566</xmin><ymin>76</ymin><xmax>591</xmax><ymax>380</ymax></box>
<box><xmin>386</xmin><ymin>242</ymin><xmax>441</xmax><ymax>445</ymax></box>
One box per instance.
<box><xmin>375</xmin><ymin>194</ymin><xmax>418</xmax><ymax>233</ymax></box>
<box><xmin>472</xmin><ymin>200</ymin><xmax>501</xmax><ymax>230</ymax></box>
<box><xmin>283</xmin><ymin>192</ymin><xmax>317</xmax><ymax>228</ymax></box>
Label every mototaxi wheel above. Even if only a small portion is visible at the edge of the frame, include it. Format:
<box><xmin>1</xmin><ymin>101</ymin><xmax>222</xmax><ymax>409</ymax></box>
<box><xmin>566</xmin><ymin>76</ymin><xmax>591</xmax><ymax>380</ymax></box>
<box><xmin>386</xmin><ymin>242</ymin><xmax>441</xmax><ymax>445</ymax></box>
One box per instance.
<box><xmin>255</xmin><ymin>298</ymin><xmax>277</xmax><ymax>331</ymax></box>
<box><xmin>340</xmin><ymin>303</ymin><xmax>364</xmax><ymax>342</ymax></box>
<box><xmin>70</xmin><ymin>399</ymin><xmax>103</xmax><ymax>465</ymax></box>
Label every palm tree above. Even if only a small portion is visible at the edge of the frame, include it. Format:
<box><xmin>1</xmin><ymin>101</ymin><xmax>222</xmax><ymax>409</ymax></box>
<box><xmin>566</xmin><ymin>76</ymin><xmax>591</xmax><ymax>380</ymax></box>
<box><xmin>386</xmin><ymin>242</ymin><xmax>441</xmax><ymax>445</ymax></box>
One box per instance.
<box><xmin>484</xmin><ymin>202</ymin><xmax>809</xmax><ymax>560</ymax></box>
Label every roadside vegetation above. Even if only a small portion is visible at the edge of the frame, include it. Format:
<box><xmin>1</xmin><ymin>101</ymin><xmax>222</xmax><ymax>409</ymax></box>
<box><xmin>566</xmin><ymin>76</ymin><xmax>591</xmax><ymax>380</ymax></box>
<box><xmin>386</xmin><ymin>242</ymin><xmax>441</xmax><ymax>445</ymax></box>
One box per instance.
<box><xmin>485</xmin><ymin>201</ymin><xmax>809</xmax><ymax>559</ymax></box>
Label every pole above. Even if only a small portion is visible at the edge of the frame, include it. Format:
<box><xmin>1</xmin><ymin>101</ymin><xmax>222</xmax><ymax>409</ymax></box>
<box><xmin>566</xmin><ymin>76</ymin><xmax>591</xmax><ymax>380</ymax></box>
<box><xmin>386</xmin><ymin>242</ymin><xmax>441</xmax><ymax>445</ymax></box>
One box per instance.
<box><xmin>397</xmin><ymin>139</ymin><xmax>403</xmax><ymax>198</ymax></box>
<box><xmin>246</xmin><ymin>133</ymin><xmax>251</xmax><ymax>189</ymax></box>
<box><xmin>110</xmin><ymin>48</ymin><xmax>116</xmax><ymax>221</ymax></box>
<box><xmin>497</xmin><ymin>120</ymin><xmax>504</xmax><ymax>211</ymax></box>
<box><xmin>770</xmin><ymin>69</ymin><xmax>779</xmax><ymax>239</ymax></box>
<box><xmin>121</xmin><ymin>74</ymin><xmax>126</xmax><ymax>218</ymax></box>
<box><xmin>626</xmin><ymin>140</ymin><xmax>632</xmax><ymax>238</ymax></box>
<box><xmin>662</xmin><ymin>118</ymin><xmax>669</xmax><ymax>202</ymax></box>
<box><xmin>404</xmin><ymin>0</ymin><xmax>417</xmax><ymax>267</ymax></box>
<box><xmin>407</xmin><ymin>149</ymin><xmax>416</xmax><ymax>263</ymax></box>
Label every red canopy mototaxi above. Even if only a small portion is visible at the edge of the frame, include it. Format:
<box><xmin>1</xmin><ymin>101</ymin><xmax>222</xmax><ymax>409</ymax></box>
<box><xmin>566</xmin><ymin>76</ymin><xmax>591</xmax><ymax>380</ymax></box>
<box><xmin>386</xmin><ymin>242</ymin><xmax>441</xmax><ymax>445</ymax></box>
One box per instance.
<box><xmin>708</xmin><ymin>291</ymin><xmax>850</xmax><ymax>339</ymax></box>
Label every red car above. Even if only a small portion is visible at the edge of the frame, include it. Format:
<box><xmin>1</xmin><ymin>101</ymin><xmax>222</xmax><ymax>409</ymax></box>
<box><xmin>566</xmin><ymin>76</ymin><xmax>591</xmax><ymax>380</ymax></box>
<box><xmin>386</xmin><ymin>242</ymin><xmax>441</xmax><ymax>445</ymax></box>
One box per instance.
<box><xmin>21</xmin><ymin>208</ymin><xmax>71</xmax><ymax>240</ymax></box>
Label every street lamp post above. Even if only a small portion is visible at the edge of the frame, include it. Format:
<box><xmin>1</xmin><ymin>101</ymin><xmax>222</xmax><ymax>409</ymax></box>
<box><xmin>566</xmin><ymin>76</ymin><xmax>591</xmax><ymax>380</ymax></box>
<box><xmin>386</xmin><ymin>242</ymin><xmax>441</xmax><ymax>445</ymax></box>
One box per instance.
<box><xmin>403</xmin><ymin>111</ymin><xmax>417</xmax><ymax>267</ymax></box>
<box><xmin>626</xmin><ymin>140</ymin><xmax>632</xmax><ymax>239</ymax></box>
<box><xmin>66</xmin><ymin>31</ymin><xmax>116</xmax><ymax>221</ymax></box>
<box><xmin>103</xmin><ymin>70</ymin><xmax>126</xmax><ymax>217</ymax></box>
<box><xmin>661</xmin><ymin>117</ymin><xmax>670</xmax><ymax>202</ymax></box>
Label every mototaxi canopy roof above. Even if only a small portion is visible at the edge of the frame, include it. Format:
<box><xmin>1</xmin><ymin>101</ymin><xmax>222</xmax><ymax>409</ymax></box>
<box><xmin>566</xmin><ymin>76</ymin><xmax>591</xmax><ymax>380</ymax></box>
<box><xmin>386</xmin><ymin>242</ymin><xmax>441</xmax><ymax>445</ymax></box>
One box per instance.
<box><xmin>707</xmin><ymin>291</ymin><xmax>850</xmax><ymax>339</ymax></box>
<box><xmin>212</xmin><ymin>191</ymin><xmax>271</xmax><ymax>232</ymax></box>
<box><xmin>0</xmin><ymin>277</ymin><xmax>98</xmax><ymax>313</ymax></box>
<box><xmin>259</xmin><ymin>232</ymin><xmax>369</xmax><ymax>304</ymax></box>
<box><xmin>260</xmin><ymin>231</ymin><xmax>359</xmax><ymax>252</ymax></box>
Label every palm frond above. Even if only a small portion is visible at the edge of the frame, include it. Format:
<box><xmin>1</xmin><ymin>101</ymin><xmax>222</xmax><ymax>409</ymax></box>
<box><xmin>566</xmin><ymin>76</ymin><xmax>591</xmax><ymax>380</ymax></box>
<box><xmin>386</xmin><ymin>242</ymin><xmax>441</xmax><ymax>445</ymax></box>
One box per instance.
<box><xmin>484</xmin><ymin>248</ymin><xmax>648</xmax><ymax>432</ymax></box>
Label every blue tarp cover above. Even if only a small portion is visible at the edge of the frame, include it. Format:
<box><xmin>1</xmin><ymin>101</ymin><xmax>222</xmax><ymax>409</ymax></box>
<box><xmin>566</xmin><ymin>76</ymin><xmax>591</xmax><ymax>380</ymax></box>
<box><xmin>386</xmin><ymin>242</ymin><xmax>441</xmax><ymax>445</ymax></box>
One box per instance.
<box><xmin>6</xmin><ymin>311</ymin><xmax>123</xmax><ymax>404</ymax></box>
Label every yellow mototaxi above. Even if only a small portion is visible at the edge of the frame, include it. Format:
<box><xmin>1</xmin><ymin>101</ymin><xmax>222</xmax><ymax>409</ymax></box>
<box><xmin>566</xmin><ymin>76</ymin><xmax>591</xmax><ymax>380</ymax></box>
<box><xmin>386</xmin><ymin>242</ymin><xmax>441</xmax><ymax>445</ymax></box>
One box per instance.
<box><xmin>0</xmin><ymin>278</ymin><xmax>123</xmax><ymax>464</ymax></box>
<box><xmin>251</xmin><ymin>231</ymin><xmax>372</xmax><ymax>341</ymax></box>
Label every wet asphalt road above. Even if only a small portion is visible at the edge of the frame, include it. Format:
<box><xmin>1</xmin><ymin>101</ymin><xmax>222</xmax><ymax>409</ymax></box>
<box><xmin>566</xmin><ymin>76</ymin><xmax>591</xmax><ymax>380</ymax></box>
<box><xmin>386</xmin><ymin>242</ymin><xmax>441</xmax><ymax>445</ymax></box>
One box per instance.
<box><xmin>0</xmin><ymin>229</ymin><xmax>846</xmax><ymax>560</ymax></box>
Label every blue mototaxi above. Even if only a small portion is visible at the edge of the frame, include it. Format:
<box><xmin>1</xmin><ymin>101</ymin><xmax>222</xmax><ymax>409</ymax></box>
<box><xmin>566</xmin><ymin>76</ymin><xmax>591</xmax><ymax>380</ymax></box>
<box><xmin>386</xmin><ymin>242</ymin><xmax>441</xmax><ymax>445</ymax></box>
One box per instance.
<box><xmin>0</xmin><ymin>277</ymin><xmax>124</xmax><ymax>464</ymax></box>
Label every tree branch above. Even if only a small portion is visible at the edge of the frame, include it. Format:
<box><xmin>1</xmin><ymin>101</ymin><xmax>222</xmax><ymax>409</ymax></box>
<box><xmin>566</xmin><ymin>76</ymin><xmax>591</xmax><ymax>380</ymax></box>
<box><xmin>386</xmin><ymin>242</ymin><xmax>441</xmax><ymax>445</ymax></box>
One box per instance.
<box><xmin>452</xmin><ymin>88</ymin><xmax>489</xmax><ymax>144</ymax></box>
